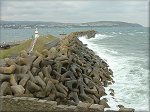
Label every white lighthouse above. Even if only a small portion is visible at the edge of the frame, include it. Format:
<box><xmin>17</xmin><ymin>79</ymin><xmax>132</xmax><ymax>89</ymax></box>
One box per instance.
<box><xmin>35</xmin><ymin>28</ymin><xmax>39</xmax><ymax>38</ymax></box>
<box><xmin>29</xmin><ymin>28</ymin><xmax>39</xmax><ymax>53</ymax></box>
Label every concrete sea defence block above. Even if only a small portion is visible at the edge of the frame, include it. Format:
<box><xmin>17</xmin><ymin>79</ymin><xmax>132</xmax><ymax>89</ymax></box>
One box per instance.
<box><xmin>77</xmin><ymin>102</ymin><xmax>92</xmax><ymax>111</ymax></box>
<box><xmin>89</xmin><ymin>104</ymin><xmax>104</xmax><ymax>112</ymax></box>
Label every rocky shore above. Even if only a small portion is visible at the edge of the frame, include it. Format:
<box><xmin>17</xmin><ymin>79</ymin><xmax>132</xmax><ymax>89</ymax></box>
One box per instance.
<box><xmin>0</xmin><ymin>30</ymin><xmax>134</xmax><ymax>112</ymax></box>
<box><xmin>0</xmin><ymin>40</ymin><xmax>26</xmax><ymax>50</ymax></box>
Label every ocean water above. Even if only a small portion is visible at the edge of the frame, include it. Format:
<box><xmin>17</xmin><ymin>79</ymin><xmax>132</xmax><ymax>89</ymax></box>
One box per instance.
<box><xmin>79</xmin><ymin>27</ymin><xmax>149</xmax><ymax>111</ymax></box>
<box><xmin>1</xmin><ymin>27</ymin><xmax>94</xmax><ymax>42</ymax></box>
<box><xmin>0</xmin><ymin>27</ymin><xmax>149</xmax><ymax>111</ymax></box>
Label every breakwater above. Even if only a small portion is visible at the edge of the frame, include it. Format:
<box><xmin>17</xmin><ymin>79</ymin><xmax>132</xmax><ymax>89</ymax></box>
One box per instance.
<box><xmin>0</xmin><ymin>30</ymin><xmax>134</xmax><ymax>112</ymax></box>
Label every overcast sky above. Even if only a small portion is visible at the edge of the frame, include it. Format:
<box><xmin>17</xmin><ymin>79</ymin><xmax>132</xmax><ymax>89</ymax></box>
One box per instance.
<box><xmin>1</xmin><ymin>0</ymin><xmax>149</xmax><ymax>26</ymax></box>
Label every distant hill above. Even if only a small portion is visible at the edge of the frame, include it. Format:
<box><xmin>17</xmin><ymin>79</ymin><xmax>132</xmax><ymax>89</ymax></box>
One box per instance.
<box><xmin>0</xmin><ymin>20</ymin><xmax>143</xmax><ymax>29</ymax></box>
<box><xmin>82</xmin><ymin>21</ymin><xmax>143</xmax><ymax>27</ymax></box>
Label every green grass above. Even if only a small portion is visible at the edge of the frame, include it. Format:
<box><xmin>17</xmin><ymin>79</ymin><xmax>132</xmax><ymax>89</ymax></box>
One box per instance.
<box><xmin>0</xmin><ymin>34</ymin><xmax>56</xmax><ymax>59</ymax></box>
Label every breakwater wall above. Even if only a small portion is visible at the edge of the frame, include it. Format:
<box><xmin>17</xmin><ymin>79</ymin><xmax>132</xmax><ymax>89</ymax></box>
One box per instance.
<box><xmin>45</xmin><ymin>30</ymin><xmax>97</xmax><ymax>50</ymax></box>
<box><xmin>70</xmin><ymin>30</ymin><xmax>97</xmax><ymax>39</ymax></box>
<box><xmin>0</xmin><ymin>95</ymin><xmax>106</xmax><ymax>112</ymax></box>
<box><xmin>0</xmin><ymin>30</ymin><xmax>134</xmax><ymax>112</ymax></box>
<box><xmin>0</xmin><ymin>95</ymin><xmax>134</xmax><ymax>112</ymax></box>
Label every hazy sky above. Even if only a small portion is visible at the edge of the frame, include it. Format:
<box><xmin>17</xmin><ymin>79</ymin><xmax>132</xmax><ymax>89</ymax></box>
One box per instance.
<box><xmin>1</xmin><ymin>0</ymin><xmax>149</xmax><ymax>26</ymax></box>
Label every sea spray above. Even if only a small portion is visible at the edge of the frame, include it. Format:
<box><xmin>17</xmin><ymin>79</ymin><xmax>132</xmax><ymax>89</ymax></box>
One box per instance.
<box><xmin>79</xmin><ymin>33</ymin><xmax>149</xmax><ymax>111</ymax></box>
<box><xmin>79</xmin><ymin>35</ymin><xmax>120</xmax><ymax>110</ymax></box>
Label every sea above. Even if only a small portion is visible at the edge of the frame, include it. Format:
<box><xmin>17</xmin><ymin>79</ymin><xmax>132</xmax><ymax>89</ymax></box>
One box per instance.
<box><xmin>0</xmin><ymin>27</ymin><xmax>149</xmax><ymax>111</ymax></box>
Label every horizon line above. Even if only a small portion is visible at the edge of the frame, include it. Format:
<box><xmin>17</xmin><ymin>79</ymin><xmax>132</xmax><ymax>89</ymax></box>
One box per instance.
<box><xmin>1</xmin><ymin>20</ymin><xmax>143</xmax><ymax>25</ymax></box>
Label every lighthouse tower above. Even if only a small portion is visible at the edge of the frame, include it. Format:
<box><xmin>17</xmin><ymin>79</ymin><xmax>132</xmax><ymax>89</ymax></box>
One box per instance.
<box><xmin>29</xmin><ymin>28</ymin><xmax>39</xmax><ymax>53</ymax></box>
<box><xmin>35</xmin><ymin>28</ymin><xmax>39</xmax><ymax>38</ymax></box>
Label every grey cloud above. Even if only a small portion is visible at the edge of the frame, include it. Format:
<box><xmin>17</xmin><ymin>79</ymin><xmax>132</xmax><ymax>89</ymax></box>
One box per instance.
<box><xmin>1</xmin><ymin>0</ymin><xmax>149</xmax><ymax>26</ymax></box>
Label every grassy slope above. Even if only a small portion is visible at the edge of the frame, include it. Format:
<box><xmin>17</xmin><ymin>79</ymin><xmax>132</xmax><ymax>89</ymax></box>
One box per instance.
<box><xmin>0</xmin><ymin>35</ymin><xmax>56</xmax><ymax>59</ymax></box>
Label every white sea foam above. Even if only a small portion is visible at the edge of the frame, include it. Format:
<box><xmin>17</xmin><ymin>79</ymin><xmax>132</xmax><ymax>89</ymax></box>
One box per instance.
<box><xmin>105</xmin><ymin>49</ymin><xmax>119</xmax><ymax>55</ymax></box>
<box><xmin>85</xmin><ymin>33</ymin><xmax>113</xmax><ymax>41</ymax></box>
<box><xmin>128</xmin><ymin>33</ymin><xmax>134</xmax><ymax>35</ymax></box>
<box><xmin>78</xmin><ymin>35</ymin><xmax>149</xmax><ymax>111</ymax></box>
<box><xmin>136</xmin><ymin>32</ymin><xmax>145</xmax><ymax>34</ymax></box>
<box><xmin>112</xmin><ymin>32</ymin><xmax>117</xmax><ymax>34</ymax></box>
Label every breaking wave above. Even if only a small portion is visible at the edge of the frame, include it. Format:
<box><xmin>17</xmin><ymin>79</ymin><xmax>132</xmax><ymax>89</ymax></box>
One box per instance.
<box><xmin>79</xmin><ymin>34</ymin><xmax>149</xmax><ymax>111</ymax></box>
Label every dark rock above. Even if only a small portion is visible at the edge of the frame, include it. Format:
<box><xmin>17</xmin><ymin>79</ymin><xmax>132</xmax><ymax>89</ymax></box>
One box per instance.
<box><xmin>77</xmin><ymin>102</ymin><xmax>91</xmax><ymax>111</ymax></box>
<box><xmin>99</xmin><ymin>99</ymin><xmax>110</xmax><ymax>108</ymax></box>
<box><xmin>33</xmin><ymin>91</ymin><xmax>46</xmax><ymax>98</ymax></box>
<box><xmin>0</xmin><ymin>74</ymin><xmax>10</xmax><ymax>82</ymax></box>
<box><xmin>68</xmin><ymin>91</ymin><xmax>79</xmax><ymax>103</ymax></box>
<box><xmin>0</xmin><ymin>65</ymin><xmax>16</xmax><ymax>74</ymax></box>
<box><xmin>11</xmin><ymin>85</ymin><xmax>25</xmax><ymax>96</ymax></box>
<box><xmin>0</xmin><ymin>81</ymin><xmax>12</xmax><ymax>96</ymax></box>
<box><xmin>89</xmin><ymin>104</ymin><xmax>104</xmax><ymax>112</ymax></box>
<box><xmin>26</xmin><ymin>80</ymin><xmax>41</xmax><ymax>93</ymax></box>
<box><xmin>119</xmin><ymin>107</ymin><xmax>135</xmax><ymax>112</ymax></box>
<box><xmin>19</xmin><ymin>74</ymin><xmax>30</xmax><ymax>87</ymax></box>
<box><xmin>34</xmin><ymin>76</ymin><xmax>46</xmax><ymax>89</ymax></box>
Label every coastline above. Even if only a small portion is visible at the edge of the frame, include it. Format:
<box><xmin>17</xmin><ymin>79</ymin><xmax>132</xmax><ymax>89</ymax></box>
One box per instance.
<box><xmin>0</xmin><ymin>40</ymin><xmax>27</xmax><ymax>50</ymax></box>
